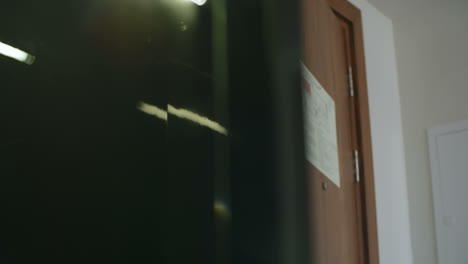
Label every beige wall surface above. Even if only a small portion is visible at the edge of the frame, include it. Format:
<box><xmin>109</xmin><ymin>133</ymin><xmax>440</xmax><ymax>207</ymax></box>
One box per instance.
<box><xmin>346</xmin><ymin>0</ymin><xmax>413</xmax><ymax>263</ymax></box>
<box><xmin>364</xmin><ymin>0</ymin><xmax>468</xmax><ymax>263</ymax></box>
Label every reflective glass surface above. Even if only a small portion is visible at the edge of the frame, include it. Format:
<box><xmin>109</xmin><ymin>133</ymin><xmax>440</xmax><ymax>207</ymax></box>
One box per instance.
<box><xmin>0</xmin><ymin>0</ymin><xmax>229</xmax><ymax>263</ymax></box>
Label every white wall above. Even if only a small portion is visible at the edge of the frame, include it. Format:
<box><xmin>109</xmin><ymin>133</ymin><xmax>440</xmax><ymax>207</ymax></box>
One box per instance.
<box><xmin>428</xmin><ymin>120</ymin><xmax>468</xmax><ymax>264</ymax></box>
<box><xmin>346</xmin><ymin>0</ymin><xmax>414</xmax><ymax>263</ymax></box>
<box><xmin>362</xmin><ymin>1</ymin><xmax>468</xmax><ymax>263</ymax></box>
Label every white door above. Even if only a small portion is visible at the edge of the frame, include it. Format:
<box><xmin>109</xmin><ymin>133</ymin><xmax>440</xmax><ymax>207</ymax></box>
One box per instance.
<box><xmin>428</xmin><ymin>120</ymin><xmax>468</xmax><ymax>264</ymax></box>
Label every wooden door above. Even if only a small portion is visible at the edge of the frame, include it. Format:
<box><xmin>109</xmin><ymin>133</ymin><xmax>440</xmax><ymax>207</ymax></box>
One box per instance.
<box><xmin>302</xmin><ymin>0</ymin><xmax>379</xmax><ymax>263</ymax></box>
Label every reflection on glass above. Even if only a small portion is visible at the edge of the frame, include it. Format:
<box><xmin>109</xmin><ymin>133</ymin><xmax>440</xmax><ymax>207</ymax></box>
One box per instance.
<box><xmin>214</xmin><ymin>200</ymin><xmax>230</xmax><ymax>220</ymax></box>
<box><xmin>137</xmin><ymin>101</ymin><xmax>228</xmax><ymax>135</ymax></box>
<box><xmin>168</xmin><ymin>105</ymin><xmax>228</xmax><ymax>135</ymax></box>
<box><xmin>0</xmin><ymin>41</ymin><xmax>35</xmax><ymax>65</ymax></box>
<box><xmin>0</xmin><ymin>0</ymin><xmax>227</xmax><ymax>261</ymax></box>
<box><xmin>137</xmin><ymin>101</ymin><xmax>168</xmax><ymax>121</ymax></box>
<box><xmin>190</xmin><ymin>0</ymin><xmax>207</xmax><ymax>6</ymax></box>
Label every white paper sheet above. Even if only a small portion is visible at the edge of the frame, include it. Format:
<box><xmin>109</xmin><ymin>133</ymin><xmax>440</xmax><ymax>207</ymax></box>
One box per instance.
<box><xmin>301</xmin><ymin>63</ymin><xmax>340</xmax><ymax>187</ymax></box>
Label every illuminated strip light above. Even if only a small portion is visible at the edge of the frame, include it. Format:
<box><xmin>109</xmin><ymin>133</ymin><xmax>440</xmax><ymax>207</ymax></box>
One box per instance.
<box><xmin>0</xmin><ymin>41</ymin><xmax>35</xmax><ymax>65</ymax></box>
<box><xmin>190</xmin><ymin>0</ymin><xmax>207</xmax><ymax>6</ymax></box>
<box><xmin>168</xmin><ymin>105</ymin><xmax>228</xmax><ymax>135</ymax></box>
<box><xmin>137</xmin><ymin>101</ymin><xmax>228</xmax><ymax>136</ymax></box>
<box><xmin>137</xmin><ymin>101</ymin><xmax>168</xmax><ymax>121</ymax></box>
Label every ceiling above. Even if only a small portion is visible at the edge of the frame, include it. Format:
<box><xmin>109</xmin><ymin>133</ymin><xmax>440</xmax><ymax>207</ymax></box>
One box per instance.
<box><xmin>366</xmin><ymin>0</ymin><xmax>468</xmax><ymax>21</ymax></box>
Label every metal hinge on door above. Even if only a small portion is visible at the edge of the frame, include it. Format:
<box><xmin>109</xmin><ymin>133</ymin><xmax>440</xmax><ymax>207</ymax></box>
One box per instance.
<box><xmin>348</xmin><ymin>67</ymin><xmax>355</xmax><ymax>97</ymax></box>
<box><xmin>353</xmin><ymin>150</ymin><xmax>360</xmax><ymax>183</ymax></box>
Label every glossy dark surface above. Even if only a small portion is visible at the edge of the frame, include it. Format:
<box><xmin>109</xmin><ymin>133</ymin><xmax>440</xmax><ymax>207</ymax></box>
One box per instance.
<box><xmin>0</xmin><ymin>0</ymin><xmax>308</xmax><ymax>263</ymax></box>
<box><xmin>0</xmin><ymin>0</ymin><xmax>225</xmax><ymax>263</ymax></box>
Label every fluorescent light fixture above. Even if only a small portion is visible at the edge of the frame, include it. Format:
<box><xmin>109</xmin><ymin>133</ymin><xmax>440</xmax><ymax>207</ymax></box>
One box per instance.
<box><xmin>137</xmin><ymin>101</ymin><xmax>228</xmax><ymax>136</ymax></box>
<box><xmin>0</xmin><ymin>41</ymin><xmax>35</xmax><ymax>65</ymax></box>
<box><xmin>190</xmin><ymin>0</ymin><xmax>207</xmax><ymax>6</ymax></box>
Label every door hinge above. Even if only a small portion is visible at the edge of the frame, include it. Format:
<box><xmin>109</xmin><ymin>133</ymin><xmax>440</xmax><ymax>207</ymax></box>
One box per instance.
<box><xmin>353</xmin><ymin>150</ymin><xmax>360</xmax><ymax>183</ymax></box>
<box><xmin>348</xmin><ymin>67</ymin><xmax>355</xmax><ymax>97</ymax></box>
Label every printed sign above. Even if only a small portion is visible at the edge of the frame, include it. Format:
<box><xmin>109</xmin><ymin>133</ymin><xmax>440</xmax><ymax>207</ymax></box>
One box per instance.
<box><xmin>302</xmin><ymin>62</ymin><xmax>340</xmax><ymax>187</ymax></box>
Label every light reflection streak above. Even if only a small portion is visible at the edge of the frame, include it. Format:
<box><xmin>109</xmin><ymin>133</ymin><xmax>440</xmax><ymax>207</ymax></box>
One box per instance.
<box><xmin>167</xmin><ymin>105</ymin><xmax>228</xmax><ymax>136</ymax></box>
<box><xmin>0</xmin><ymin>41</ymin><xmax>35</xmax><ymax>65</ymax></box>
<box><xmin>137</xmin><ymin>101</ymin><xmax>168</xmax><ymax>121</ymax></box>
<box><xmin>137</xmin><ymin>101</ymin><xmax>228</xmax><ymax>136</ymax></box>
<box><xmin>190</xmin><ymin>0</ymin><xmax>207</xmax><ymax>6</ymax></box>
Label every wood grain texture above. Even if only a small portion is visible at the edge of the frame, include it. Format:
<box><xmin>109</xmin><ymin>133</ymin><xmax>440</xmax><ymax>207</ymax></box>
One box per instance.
<box><xmin>329</xmin><ymin>0</ymin><xmax>380</xmax><ymax>263</ymax></box>
<box><xmin>302</xmin><ymin>0</ymin><xmax>379</xmax><ymax>263</ymax></box>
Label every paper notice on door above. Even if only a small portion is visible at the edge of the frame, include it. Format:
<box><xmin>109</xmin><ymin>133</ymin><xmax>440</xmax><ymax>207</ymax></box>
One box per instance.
<box><xmin>301</xmin><ymin>62</ymin><xmax>340</xmax><ymax>187</ymax></box>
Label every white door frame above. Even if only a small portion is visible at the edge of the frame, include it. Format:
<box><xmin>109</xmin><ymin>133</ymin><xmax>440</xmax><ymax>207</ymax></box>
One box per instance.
<box><xmin>428</xmin><ymin>119</ymin><xmax>468</xmax><ymax>264</ymax></box>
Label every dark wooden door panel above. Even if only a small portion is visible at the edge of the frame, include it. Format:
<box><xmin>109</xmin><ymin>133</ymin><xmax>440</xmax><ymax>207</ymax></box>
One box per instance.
<box><xmin>302</xmin><ymin>0</ymin><xmax>377</xmax><ymax>263</ymax></box>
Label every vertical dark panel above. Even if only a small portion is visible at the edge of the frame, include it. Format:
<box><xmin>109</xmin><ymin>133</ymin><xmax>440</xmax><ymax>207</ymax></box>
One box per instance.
<box><xmin>163</xmin><ymin>1</ymin><xmax>215</xmax><ymax>264</ymax></box>
<box><xmin>0</xmin><ymin>1</ymin><xmax>170</xmax><ymax>263</ymax></box>
<box><xmin>228</xmin><ymin>0</ymin><xmax>309</xmax><ymax>263</ymax></box>
<box><xmin>212</xmin><ymin>0</ymin><xmax>231</xmax><ymax>263</ymax></box>
<box><xmin>264</xmin><ymin>0</ymin><xmax>310</xmax><ymax>263</ymax></box>
<box><xmin>228</xmin><ymin>1</ymin><xmax>276</xmax><ymax>263</ymax></box>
